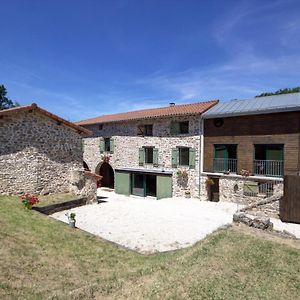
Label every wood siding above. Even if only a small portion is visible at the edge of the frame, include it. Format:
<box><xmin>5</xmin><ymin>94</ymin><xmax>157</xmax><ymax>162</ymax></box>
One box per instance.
<box><xmin>204</xmin><ymin>112</ymin><xmax>300</xmax><ymax>175</ymax></box>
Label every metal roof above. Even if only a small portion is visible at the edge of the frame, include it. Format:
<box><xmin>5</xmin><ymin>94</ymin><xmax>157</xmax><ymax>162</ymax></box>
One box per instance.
<box><xmin>203</xmin><ymin>93</ymin><xmax>300</xmax><ymax>119</ymax></box>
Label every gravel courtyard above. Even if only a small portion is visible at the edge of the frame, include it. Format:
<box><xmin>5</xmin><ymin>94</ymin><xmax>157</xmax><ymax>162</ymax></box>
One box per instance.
<box><xmin>51</xmin><ymin>190</ymin><xmax>240</xmax><ymax>253</ymax></box>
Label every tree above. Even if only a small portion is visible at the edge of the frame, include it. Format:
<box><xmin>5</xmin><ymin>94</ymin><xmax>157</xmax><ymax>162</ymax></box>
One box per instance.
<box><xmin>0</xmin><ymin>84</ymin><xmax>19</xmax><ymax>110</ymax></box>
<box><xmin>255</xmin><ymin>87</ymin><xmax>300</xmax><ymax>98</ymax></box>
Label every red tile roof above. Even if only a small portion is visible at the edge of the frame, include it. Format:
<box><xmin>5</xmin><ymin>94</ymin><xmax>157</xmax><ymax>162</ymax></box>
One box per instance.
<box><xmin>0</xmin><ymin>103</ymin><xmax>91</xmax><ymax>135</ymax></box>
<box><xmin>76</xmin><ymin>100</ymin><xmax>219</xmax><ymax>125</ymax></box>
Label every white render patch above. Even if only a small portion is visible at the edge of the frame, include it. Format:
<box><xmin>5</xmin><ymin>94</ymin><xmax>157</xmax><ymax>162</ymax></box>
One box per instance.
<box><xmin>51</xmin><ymin>190</ymin><xmax>240</xmax><ymax>253</ymax></box>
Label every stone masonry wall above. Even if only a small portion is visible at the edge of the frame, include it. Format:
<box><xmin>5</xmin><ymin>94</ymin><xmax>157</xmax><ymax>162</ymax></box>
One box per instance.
<box><xmin>83</xmin><ymin>115</ymin><xmax>201</xmax><ymax>198</ymax></box>
<box><xmin>0</xmin><ymin>111</ymin><xmax>84</xmax><ymax>195</ymax></box>
<box><xmin>200</xmin><ymin>174</ymin><xmax>283</xmax><ymax>216</ymax></box>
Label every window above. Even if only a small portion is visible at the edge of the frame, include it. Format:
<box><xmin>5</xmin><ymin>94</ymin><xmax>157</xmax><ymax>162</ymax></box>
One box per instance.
<box><xmin>104</xmin><ymin>138</ymin><xmax>111</xmax><ymax>152</ymax></box>
<box><xmin>213</xmin><ymin>144</ymin><xmax>237</xmax><ymax>173</ymax></box>
<box><xmin>144</xmin><ymin>147</ymin><xmax>154</xmax><ymax>164</ymax></box>
<box><xmin>253</xmin><ymin>144</ymin><xmax>284</xmax><ymax>176</ymax></box>
<box><xmin>170</xmin><ymin>121</ymin><xmax>189</xmax><ymax>134</ymax></box>
<box><xmin>178</xmin><ymin>147</ymin><xmax>190</xmax><ymax>166</ymax></box>
<box><xmin>98</xmin><ymin>124</ymin><xmax>103</xmax><ymax>130</ymax></box>
<box><xmin>137</xmin><ymin>124</ymin><xmax>153</xmax><ymax>136</ymax></box>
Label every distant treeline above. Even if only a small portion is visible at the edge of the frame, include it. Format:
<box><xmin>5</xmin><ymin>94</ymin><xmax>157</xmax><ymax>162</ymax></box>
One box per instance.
<box><xmin>256</xmin><ymin>87</ymin><xmax>300</xmax><ymax>98</ymax></box>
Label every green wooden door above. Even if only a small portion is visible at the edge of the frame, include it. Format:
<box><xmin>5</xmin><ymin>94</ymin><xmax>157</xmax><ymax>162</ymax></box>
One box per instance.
<box><xmin>156</xmin><ymin>175</ymin><xmax>172</xmax><ymax>199</ymax></box>
<box><xmin>115</xmin><ymin>172</ymin><xmax>130</xmax><ymax>196</ymax></box>
<box><xmin>214</xmin><ymin>145</ymin><xmax>228</xmax><ymax>171</ymax></box>
<box><xmin>266</xmin><ymin>145</ymin><xmax>284</xmax><ymax>176</ymax></box>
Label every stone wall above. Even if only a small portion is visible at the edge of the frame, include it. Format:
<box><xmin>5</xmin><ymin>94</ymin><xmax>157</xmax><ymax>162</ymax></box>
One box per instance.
<box><xmin>0</xmin><ymin>111</ymin><xmax>84</xmax><ymax>195</ymax></box>
<box><xmin>83</xmin><ymin>115</ymin><xmax>202</xmax><ymax>197</ymax></box>
<box><xmin>200</xmin><ymin>174</ymin><xmax>283</xmax><ymax>216</ymax></box>
<box><xmin>69</xmin><ymin>170</ymin><xmax>99</xmax><ymax>203</ymax></box>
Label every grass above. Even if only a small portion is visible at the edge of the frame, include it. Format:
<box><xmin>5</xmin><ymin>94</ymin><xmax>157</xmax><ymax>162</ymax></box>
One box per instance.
<box><xmin>35</xmin><ymin>192</ymin><xmax>79</xmax><ymax>207</ymax></box>
<box><xmin>1</xmin><ymin>195</ymin><xmax>300</xmax><ymax>299</ymax></box>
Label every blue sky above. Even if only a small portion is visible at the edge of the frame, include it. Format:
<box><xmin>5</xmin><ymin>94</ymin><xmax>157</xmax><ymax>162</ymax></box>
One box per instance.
<box><xmin>1</xmin><ymin>0</ymin><xmax>300</xmax><ymax>121</ymax></box>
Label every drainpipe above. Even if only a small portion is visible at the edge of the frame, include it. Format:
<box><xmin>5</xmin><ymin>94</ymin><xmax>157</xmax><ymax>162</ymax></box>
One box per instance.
<box><xmin>199</xmin><ymin>116</ymin><xmax>204</xmax><ymax>198</ymax></box>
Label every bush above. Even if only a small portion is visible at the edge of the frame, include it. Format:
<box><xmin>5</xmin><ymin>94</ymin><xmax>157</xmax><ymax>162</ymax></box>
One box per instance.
<box><xmin>21</xmin><ymin>193</ymin><xmax>39</xmax><ymax>209</ymax></box>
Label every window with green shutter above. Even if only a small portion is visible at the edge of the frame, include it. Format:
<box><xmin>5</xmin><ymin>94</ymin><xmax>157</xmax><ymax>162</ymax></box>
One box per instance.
<box><xmin>139</xmin><ymin>148</ymin><xmax>145</xmax><ymax>166</ymax></box>
<box><xmin>109</xmin><ymin>138</ymin><xmax>114</xmax><ymax>153</ymax></box>
<box><xmin>153</xmin><ymin>148</ymin><xmax>159</xmax><ymax>167</ymax></box>
<box><xmin>189</xmin><ymin>148</ymin><xmax>196</xmax><ymax>169</ymax></box>
<box><xmin>172</xmin><ymin>148</ymin><xmax>179</xmax><ymax>168</ymax></box>
<box><xmin>99</xmin><ymin>138</ymin><xmax>105</xmax><ymax>153</ymax></box>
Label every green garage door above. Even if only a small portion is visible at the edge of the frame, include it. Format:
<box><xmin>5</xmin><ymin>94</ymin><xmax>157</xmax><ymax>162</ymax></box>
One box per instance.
<box><xmin>156</xmin><ymin>175</ymin><xmax>172</xmax><ymax>199</ymax></box>
<box><xmin>115</xmin><ymin>172</ymin><xmax>130</xmax><ymax>196</ymax></box>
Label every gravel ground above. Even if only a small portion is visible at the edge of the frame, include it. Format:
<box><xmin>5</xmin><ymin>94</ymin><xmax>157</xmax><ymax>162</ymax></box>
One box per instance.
<box><xmin>51</xmin><ymin>190</ymin><xmax>240</xmax><ymax>253</ymax></box>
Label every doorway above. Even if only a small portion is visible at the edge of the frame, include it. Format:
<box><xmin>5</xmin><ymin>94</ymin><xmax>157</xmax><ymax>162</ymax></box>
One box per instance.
<box><xmin>99</xmin><ymin>162</ymin><xmax>114</xmax><ymax>188</ymax></box>
<box><xmin>131</xmin><ymin>173</ymin><xmax>157</xmax><ymax>197</ymax></box>
<box><xmin>209</xmin><ymin>177</ymin><xmax>219</xmax><ymax>202</ymax></box>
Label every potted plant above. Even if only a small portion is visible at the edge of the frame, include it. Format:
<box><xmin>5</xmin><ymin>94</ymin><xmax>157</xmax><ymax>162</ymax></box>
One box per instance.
<box><xmin>206</xmin><ymin>178</ymin><xmax>214</xmax><ymax>186</ymax></box>
<box><xmin>101</xmin><ymin>154</ymin><xmax>110</xmax><ymax>163</ymax></box>
<box><xmin>240</xmin><ymin>169</ymin><xmax>251</xmax><ymax>177</ymax></box>
<box><xmin>177</xmin><ymin>169</ymin><xmax>188</xmax><ymax>179</ymax></box>
<box><xmin>66</xmin><ymin>212</ymin><xmax>76</xmax><ymax>228</ymax></box>
<box><xmin>185</xmin><ymin>190</ymin><xmax>191</xmax><ymax>198</ymax></box>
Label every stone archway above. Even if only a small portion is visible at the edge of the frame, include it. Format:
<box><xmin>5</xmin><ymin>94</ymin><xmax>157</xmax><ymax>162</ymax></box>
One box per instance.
<box><xmin>97</xmin><ymin>162</ymin><xmax>114</xmax><ymax>188</ymax></box>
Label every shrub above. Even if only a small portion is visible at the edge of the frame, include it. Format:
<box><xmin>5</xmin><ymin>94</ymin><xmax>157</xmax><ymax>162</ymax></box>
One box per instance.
<box><xmin>21</xmin><ymin>193</ymin><xmax>39</xmax><ymax>209</ymax></box>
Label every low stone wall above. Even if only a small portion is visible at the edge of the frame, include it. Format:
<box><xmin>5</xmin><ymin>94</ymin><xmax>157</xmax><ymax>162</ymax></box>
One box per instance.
<box><xmin>69</xmin><ymin>170</ymin><xmax>99</xmax><ymax>203</ymax></box>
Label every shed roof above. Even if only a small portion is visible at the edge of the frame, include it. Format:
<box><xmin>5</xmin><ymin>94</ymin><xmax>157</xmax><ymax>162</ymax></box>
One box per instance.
<box><xmin>203</xmin><ymin>93</ymin><xmax>300</xmax><ymax>119</ymax></box>
<box><xmin>0</xmin><ymin>103</ymin><xmax>91</xmax><ymax>135</ymax></box>
<box><xmin>76</xmin><ymin>100</ymin><xmax>219</xmax><ymax>126</ymax></box>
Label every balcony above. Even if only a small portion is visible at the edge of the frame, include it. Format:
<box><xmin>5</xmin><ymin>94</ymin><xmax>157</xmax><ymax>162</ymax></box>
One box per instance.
<box><xmin>213</xmin><ymin>158</ymin><xmax>237</xmax><ymax>173</ymax></box>
<box><xmin>253</xmin><ymin>160</ymin><xmax>283</xmax><ymax>177</ymax></box>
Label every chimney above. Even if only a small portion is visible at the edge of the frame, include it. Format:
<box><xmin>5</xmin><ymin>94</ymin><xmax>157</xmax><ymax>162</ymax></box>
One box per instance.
<box><xmin>169</xmin><ymin>102</ymin><xmax>175</xmax><ymax>107</ymax></box>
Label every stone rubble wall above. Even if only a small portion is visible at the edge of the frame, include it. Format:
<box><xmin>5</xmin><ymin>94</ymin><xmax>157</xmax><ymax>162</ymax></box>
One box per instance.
<box><xmin>69</xmin><ymin>170</ymin><xmax>99</xmax><ymax>203</ymax></box>
<box><xmin>200</xmin><ymin>175</ymin><xmax>283</xmax><ymax>217</ymax></box>
<box><xmin>0</xmin><ymin>111</ymin><xmax>84</xmax><ymax>195</ymax></box>
<box><xmin>83</xmin><ymin>115</ymin><xmax>202</xmax><ymax>198</ymax></box>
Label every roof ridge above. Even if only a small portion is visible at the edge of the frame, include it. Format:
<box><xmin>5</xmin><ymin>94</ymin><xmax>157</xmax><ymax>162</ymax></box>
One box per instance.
<box><xmin>76</xmin><ymin>99</ymin><xmax>218</xmax><ymax>124</ymax></box>
<box><xmin>0</xmin><ymin>103</ymin><xmax>91</xmax><ymax>135</ymax></box>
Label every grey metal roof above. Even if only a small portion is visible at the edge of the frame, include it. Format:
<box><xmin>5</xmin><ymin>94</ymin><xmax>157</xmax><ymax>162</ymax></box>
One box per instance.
<box><xmin>203</xmin><ymin>93</ymin><xmax>300</xmax><ymax>119</ymax></box>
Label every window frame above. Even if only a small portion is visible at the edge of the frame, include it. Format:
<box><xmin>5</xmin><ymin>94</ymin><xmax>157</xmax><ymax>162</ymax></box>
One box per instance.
<box><xmin>143</xmin><ymin>146</ymin><xmax>154</xmax><ymax>164</ymax></box>
<box><xmin>104</xmin><ymin>138</ymin><xmax>111</xmax><ymax>152</ymax></box>
<box><xmin>178</xmin><ymin>147</ymin><xmax>190</xmax><ymax>166</ymax></box>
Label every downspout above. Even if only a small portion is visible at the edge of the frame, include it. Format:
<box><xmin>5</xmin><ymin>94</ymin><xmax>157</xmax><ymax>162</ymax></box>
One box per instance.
<box><xmin>199</xmin><ymin>115</ymin><xmax>204</xmax><ymax>198</ymax></box>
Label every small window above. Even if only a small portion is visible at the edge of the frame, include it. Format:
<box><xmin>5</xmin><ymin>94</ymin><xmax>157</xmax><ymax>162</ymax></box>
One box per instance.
<box><xmin>170</xmin><ymin>121</ymin><xmax>189</xmax><ymax>134</ymax></box>
<box><xmin>144</xmin><ymin>147</ymin><xmax>154</xmax><ymax>164</ymax></box>
<box><xmin>178</xmin><ymin>147</ymin><xmax>189</xmax><ymax>166</ymax></box>
<box><xmin>179</xmin><ymin>121</ymin><xmax>189</xmax><ymax>134</ymax></box>
<box><xmin>137</xmin><ymin>124</ymin><xmax>153</xmax><ymax>136</ymax></box>
<box><xmin>104</xmin><ymin>138</ymin><xmax>111</xmax><ymax>152</ymax></box>
<box><xmin>98</xmin><ymin>124</ymin><xmax>103</xmax><ymax>130</ymax></box>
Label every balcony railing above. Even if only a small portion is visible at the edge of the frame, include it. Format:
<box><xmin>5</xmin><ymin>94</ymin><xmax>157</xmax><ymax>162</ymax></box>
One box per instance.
<box><xmin>213</xmin><ymin>158</ymin><xmax>237</xmax><ymax>173</ymax></box>
<box><xmin>253</xmin><ymin>160</ymin><xmax>283</xmax><ymax>177</ymax></box>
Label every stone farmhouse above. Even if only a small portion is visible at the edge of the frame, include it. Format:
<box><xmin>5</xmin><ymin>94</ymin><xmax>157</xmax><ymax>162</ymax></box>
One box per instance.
<box><xmin>76</xmin><ymin>100</ymin><xmax>218</xmax><ymax>199</ymax></box>
<box><xmin>201</xmin><ymin>93</ymin><xmax>300</xmax><ymax>206</ymax></box>
<box><xmin>0</xmin><ymin>103</ymin><xmax>98</xmax><ymax>201</ymax></box>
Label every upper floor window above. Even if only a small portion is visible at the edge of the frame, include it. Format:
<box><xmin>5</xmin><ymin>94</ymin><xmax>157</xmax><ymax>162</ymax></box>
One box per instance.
<box><xmin>104</xmin><ymin>138</ymin><xmax>111</xmax><ymax>152</ymax></box>
<box><xmin>98</xmin><ymin>124</ymin><xmax>103</xmax><ymax>130</ymax></box>
<box><xmin>100</xmin><ymin>137</ymin><xmax>114</xmax><ymax>154</ymax></box>
<box><xmin>137</xmin><ymin>124</ymin><xmax>153</xmax><ymax>136</ymax></box>
<box><xmin>144</xmin><ymin>147</ymin><xmax>154</xmax><ymax>164</ymax></box>
<box><xmin>170</xmin><ymin>121</ymin><xmax>189</xmax><ymax>135</ymax></box>
<box><xmin>172</xmin><ymin>147</ymin><xmax>196</xmax><ymax>169</ymax></box>
<box><xmin>213</xmin><ymin>144</ymin><xmax>237</xmax><ymax>173</ymax></box>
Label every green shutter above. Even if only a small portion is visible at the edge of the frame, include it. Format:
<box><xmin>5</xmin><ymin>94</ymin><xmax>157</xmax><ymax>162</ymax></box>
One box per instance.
<box><xmin>99</xmin><ymin>138</ymin><xmax>105</xmax><ymax>153</ymax></box>
<box><xmin>170</xmin><ymin>122</ymin><xmax>180</xmax><ymax>135</ymax></box>
<box><xmin>139</xmin><ymin>148</ymin><xmax>145</xmax><ymax>166</ymax></box>
<box><xmin>110</xmin><ymin>138</ymin><xmax>114</xmax><ymax>154</ymax></box>
<box><xmin>172</xmin><ymin>148</ymin><xmax>179</xmax><ymax>168</ymax></box>
<box><xmin>115</xmin><ymin>172</ymin><xmax>130</xmax><ymax>195</ymax></box>
<box><xmin>153</xmin><ymin>148</ymin><xmax>159</xmax><ymax>167</ymax></box>
<box><xmin>157</xmin><ymin>175</ymin><xmax>172</xmax><ymax>199</ymax></box>
<box><xmin>189</xmin><ymin>148</ymin><xmax>196</xmax><ymax>169</ymax></box>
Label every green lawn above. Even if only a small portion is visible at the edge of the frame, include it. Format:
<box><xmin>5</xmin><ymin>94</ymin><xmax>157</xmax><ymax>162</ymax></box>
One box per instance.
<box><xmin>1</xmin><ymin>196</ymin><xmax>300</xmax><ymax>299</ymax></box>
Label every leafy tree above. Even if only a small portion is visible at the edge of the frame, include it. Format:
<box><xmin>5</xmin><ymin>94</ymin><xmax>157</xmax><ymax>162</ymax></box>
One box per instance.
<box><xmin>256</xmin><ymin>87</ymin><xmax>300</xmax><ymax>98</ymax></box>
<box><xmin>0</xmin><ymin>84</ymin><xmax>19</xmax><ymax>110</ymax></box>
